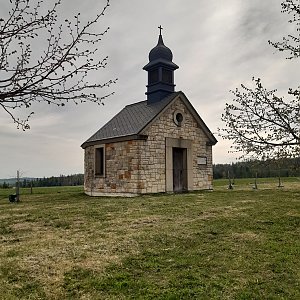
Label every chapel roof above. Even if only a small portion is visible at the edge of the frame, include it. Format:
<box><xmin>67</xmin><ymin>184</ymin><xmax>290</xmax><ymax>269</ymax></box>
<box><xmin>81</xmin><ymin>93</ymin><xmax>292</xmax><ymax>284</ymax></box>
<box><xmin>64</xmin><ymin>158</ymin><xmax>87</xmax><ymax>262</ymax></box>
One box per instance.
<box><xmin>81</xmin><ymin>92</ymin><xmax>180</xmax><ymax>148</ymax></box>
<box><xmin>81</xmin><ymin>91</ymin><xmax>217</xmax><ymax>148</ymax></box>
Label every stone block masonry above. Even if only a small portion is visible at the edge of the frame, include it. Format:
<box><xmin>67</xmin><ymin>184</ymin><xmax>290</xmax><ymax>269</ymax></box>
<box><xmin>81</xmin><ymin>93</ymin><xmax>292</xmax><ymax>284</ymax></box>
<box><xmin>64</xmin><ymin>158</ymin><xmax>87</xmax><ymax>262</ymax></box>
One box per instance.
<box><xmin>84</xmin><ymin>96</ymin><xmax>213</xmax><ymax>196</ymax></box>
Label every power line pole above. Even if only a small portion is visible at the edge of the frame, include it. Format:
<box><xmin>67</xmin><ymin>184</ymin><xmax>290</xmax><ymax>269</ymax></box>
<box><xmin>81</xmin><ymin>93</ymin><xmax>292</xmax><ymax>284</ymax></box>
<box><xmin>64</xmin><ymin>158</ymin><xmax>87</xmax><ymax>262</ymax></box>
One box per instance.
<box><xmin>16</xmin><ymin>170</ymin><xmax>20</xmax><ymax>202</ymax></box>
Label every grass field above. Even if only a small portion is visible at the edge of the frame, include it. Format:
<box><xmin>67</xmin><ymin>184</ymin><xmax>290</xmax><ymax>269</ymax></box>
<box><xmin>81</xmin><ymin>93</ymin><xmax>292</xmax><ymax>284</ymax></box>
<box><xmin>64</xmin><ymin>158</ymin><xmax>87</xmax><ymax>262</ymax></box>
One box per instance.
<box><xmin>0</xmin><ymin>178</ymin><xmax>299</xmax><ymax>299</ymax></box>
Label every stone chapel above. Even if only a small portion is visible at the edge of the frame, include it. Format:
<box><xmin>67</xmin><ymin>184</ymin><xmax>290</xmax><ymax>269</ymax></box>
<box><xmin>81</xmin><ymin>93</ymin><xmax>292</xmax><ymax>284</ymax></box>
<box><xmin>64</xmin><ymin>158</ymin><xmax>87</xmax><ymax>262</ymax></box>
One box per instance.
<box><xmin>81</xmin><ymin>29</ymin><xmax>217</xmax><ymax>196</ymax></box>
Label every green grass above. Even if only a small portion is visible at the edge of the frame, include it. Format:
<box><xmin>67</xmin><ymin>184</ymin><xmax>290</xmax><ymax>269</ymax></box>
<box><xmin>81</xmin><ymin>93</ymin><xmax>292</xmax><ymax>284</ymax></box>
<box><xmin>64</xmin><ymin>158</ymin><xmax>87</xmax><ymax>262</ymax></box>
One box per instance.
<box><xmin>0</xmin><ymin>179</ymin><xmax>299</xmax><ymax>299</ymax></box>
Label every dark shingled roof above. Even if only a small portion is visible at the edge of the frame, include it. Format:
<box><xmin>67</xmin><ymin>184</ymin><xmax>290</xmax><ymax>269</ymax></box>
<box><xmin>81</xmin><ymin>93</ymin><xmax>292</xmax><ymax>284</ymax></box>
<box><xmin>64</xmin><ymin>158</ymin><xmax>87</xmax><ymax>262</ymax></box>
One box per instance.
<box><xmin>82</xmin><ymin>92</ymin><xmax>180</xmax><ymax>147</ymax></box>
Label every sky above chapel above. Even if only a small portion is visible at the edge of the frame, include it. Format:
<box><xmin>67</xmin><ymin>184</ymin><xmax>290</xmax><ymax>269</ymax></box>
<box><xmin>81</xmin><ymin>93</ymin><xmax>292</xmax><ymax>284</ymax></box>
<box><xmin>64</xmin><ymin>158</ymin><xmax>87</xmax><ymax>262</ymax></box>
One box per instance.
<box><xmin>0</xmin><ymin>0</ymin><xmax>299</xmax><ymax>178</ymax></box>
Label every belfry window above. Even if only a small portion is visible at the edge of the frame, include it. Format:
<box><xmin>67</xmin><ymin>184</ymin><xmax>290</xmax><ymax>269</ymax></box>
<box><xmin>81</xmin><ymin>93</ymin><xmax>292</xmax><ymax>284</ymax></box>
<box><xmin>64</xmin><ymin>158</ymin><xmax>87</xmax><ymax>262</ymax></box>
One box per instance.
<box><xmin>162</xmin><ymin>69</ymin><xmax>172</xmax><ymax>84</ymax></box>
<box><xmin>149</xmin><ymin>69</ymin><xmax>159</xmax><ymax>84</ymax></box>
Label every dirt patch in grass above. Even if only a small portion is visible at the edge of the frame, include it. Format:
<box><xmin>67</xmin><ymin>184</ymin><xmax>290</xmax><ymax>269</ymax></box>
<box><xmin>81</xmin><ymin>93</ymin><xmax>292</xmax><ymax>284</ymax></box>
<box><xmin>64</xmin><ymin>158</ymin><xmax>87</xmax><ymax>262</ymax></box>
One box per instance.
<box><xmin>11</xmin><ymin>221</ymin><xmax>36</xmax><ymax>231</ymax></box>
<box><xmin>232</xmin><ymin>231</ymin><xmax>263</xmax><ymax>241</ymax></box>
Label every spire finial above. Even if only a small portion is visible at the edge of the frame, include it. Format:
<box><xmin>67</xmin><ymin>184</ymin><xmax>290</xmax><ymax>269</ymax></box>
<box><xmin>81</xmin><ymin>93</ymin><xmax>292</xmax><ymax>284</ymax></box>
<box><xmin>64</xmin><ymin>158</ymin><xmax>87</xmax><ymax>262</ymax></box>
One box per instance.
<box><xmin>158</xmin><ymin>25</ymin><xmax>163</xmax><ymax>35</ymax></box>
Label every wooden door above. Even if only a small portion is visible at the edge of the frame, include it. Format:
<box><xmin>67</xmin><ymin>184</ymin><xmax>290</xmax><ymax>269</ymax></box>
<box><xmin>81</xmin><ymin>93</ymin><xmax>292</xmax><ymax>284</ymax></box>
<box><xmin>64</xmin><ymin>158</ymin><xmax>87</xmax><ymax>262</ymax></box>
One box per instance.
<box><xmin>173</xmin><ymin>148</ymin><xmax>187</xmax><ymax>192</ymax></box>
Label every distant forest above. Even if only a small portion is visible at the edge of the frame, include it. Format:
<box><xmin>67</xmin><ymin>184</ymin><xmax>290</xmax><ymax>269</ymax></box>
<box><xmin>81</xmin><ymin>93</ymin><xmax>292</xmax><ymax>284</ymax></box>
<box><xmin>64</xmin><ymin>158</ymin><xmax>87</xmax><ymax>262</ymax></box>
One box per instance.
<box><xmin>214</xmin><ymin>158</ymin><xmax>300</xmax><ymax>179</ymax></box>
<box><xmin>1</xmin><ymin>174</ymin><xmax>83</xmax><ymax>189</ymax></box>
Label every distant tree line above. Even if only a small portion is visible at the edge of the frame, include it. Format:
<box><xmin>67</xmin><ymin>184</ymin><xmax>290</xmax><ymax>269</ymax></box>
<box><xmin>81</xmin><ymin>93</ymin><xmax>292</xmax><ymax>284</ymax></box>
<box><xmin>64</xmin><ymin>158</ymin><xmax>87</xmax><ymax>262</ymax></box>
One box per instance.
<box><xmin>1</xmin><ymin>174</ymin><xmax>83</xmax><ymax>189</ymax></box>
<box><xmin>1</xmin><ymin>182</ymin><xmax>10</xmax><ymax>189</ymax></box>
<box><xmin>214</xmin><ymin>158</ymin><xmax>300</xmax><ymax>179</ymax></box>
<box><xmin>22</xmin><ymin>174</ymin><xmax>84</xmax><ymax>188</ymax></box>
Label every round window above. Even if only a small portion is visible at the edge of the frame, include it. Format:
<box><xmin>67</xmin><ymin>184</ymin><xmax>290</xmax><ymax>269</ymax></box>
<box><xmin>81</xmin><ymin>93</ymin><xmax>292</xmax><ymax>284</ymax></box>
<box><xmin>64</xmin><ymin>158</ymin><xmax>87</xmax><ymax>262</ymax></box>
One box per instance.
<box><xmin>173</xmin><ymin>110</ymin><xmax>185</xmax><ymax>126</ymax></box>
<box><xmin>176</xmin><ymin>113</ymin><xmax>183</xmax><ymax>123</ymax></box>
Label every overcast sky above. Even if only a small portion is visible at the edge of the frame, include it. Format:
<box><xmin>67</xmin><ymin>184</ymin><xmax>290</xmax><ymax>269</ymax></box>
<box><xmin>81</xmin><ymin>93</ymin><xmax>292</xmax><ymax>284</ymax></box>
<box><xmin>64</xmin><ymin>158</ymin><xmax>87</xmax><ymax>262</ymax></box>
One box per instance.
<box><xmin>0</xmin><ymin>0</ymin><xmax>299</xmax><ymax>178</ymax></box>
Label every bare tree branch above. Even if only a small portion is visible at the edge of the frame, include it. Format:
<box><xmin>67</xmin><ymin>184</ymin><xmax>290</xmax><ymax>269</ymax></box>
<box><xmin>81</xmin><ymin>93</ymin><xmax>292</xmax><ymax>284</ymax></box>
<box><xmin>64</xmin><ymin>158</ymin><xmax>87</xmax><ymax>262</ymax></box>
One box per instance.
<box><xmin>268</xmin><ymin>0</ymin><xmax>300</xmax><ymax>59</ymax></box>
<box><xmin>0</xmin><ymin>0</ymin><xmax>117</xmax><ymax>130</ymax></box>
<box><xmin>220</xmin><ymin>78</ymin><xmax>300</xmax><ymax>160</ymax></box>
<box><xmin>221</xmin><ymin>1</ymin><xmax>300</xmax><ymax>160</ymax></box>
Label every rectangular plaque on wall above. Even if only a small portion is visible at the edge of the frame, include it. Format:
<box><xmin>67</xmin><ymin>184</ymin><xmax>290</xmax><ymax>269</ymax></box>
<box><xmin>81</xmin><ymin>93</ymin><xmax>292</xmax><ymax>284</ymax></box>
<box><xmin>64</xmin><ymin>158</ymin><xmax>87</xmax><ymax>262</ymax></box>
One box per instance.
<box><xmin>197</xmin><ymin>156</ymin><xmax>207</xmax><ymax>165</ymax></box>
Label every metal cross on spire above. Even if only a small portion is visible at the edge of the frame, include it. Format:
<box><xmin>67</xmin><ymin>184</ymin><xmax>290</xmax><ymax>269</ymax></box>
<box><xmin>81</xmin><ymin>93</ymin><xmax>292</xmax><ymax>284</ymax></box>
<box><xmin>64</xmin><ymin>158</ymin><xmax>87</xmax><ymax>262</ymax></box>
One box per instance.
<box><xmin>158</xmin><ymin>25</ymin><xmax>163</xmax><ymax>35</ymax></box>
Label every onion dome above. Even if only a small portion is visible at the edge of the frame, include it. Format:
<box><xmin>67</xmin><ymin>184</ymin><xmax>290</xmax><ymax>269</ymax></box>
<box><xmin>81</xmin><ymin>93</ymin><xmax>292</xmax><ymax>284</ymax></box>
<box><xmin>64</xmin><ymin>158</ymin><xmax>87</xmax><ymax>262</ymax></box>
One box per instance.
<box><xmin>149</xmin><ymin>34</ymin><xmax>173</xmax><ymax>62</ymax></box>
<box><xmin>144</xmin><ymin>32</ymin><xmax>179</xmax><ymax>70</ymax></box>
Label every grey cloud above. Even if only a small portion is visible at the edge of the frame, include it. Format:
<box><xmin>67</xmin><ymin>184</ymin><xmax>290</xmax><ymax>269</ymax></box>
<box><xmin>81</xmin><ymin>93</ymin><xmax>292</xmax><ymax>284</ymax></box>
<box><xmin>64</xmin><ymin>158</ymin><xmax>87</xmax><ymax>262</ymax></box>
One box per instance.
<box><xmin>0</xmin><ymin>0</ymin><xmax>299</xmax><ymax>176</ymax></box>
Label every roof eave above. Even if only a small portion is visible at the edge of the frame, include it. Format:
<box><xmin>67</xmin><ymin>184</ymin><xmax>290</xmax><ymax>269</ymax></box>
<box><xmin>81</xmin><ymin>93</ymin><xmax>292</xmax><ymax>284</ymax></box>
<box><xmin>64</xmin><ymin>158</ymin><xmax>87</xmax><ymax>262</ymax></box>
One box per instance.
<box><xmin>143</xmin><ymin>59</ymin><xmax>179</xmax><ymax>70</ymax></box>
<box><xmin>178</xmin><ymin>92</ymin><xmax>218</xmax><ymax>145</ymax></box>
<box><xmin>81</xmin><ymin>134</ymin><xmax>148</xmax><ymax>149</ymax></box>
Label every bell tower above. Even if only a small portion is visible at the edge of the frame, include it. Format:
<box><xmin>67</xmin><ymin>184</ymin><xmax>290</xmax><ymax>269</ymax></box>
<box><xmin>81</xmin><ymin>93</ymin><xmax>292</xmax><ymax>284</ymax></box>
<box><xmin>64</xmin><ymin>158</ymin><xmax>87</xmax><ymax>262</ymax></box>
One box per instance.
<box><xmin>143</xmin><ymin>26</ymin><xmax>179</xmax><ymax>104</ymax></box>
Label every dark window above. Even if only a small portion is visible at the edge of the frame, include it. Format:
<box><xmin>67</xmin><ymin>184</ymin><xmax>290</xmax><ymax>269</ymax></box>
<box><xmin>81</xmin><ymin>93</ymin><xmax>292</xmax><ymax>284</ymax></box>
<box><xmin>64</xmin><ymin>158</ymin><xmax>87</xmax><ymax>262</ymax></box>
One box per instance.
<box><xmin>162</xmin><ymin>69</ymin><xmax>172</xmax><ymax>84</ymax></box>
<box><xmin>174</xmin><ymin>112</ymin><xmax>184</xmax><ymax>127</ymax></box>
<box><xmin>149</xmin><ymin>69</ymin><xmax>159</xmax><ymax>84</ymax></box>
<box><xmin>176</xmin><ymin>113</ymin><xmax>183</xmax><ymax>124</ymax></box>
<box><xmin>95</xmin><ymin>147</ymin><xmax>104</xmax><ymax>176</ymax></box>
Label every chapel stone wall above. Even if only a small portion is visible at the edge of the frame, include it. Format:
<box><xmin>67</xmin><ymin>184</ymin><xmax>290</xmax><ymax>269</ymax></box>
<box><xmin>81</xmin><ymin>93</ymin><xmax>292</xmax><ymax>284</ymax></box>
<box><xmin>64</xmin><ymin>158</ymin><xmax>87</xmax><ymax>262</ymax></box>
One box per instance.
<box><xmin>84</xmin><ymin>140</ymin><xmax>141</xmax><ymax>196</ymax></box>
<box><xmin>138</xmin><ymin>96</ymin><xmax>213</xmax><ymax>193</ymax></box>
<box><xmin>84</xmin><ymin>96</ymin><xmax>213</xmax><ymax>196</ymax></box>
